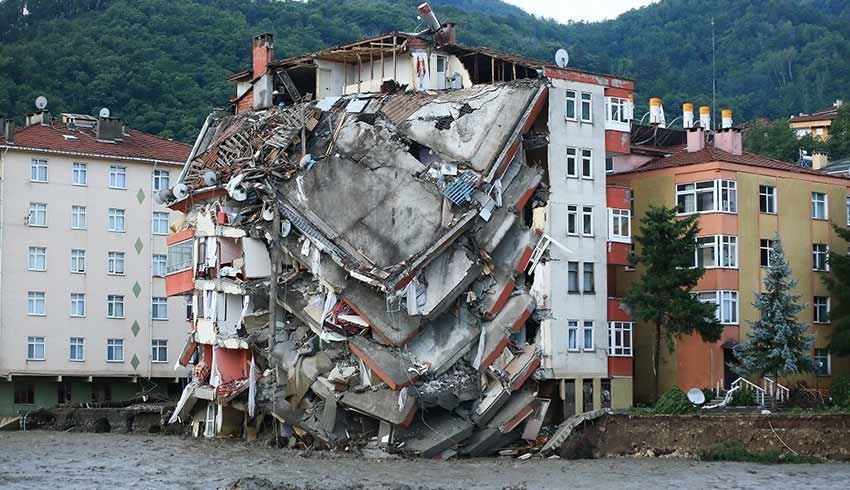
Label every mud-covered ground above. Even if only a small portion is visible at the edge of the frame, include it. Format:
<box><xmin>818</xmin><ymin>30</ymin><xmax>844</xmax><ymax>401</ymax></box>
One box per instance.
<box><xmin>1</xmin><ymin>432</ymin><xmax>848</xmax><ymax>490</ymax></box>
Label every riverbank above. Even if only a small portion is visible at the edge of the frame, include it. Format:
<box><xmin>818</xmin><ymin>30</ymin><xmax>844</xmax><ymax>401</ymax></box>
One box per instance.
<box><xmin>1</xmin><ymin>431</ymin><xmax>848</xmax><ymax>490</ymax></box>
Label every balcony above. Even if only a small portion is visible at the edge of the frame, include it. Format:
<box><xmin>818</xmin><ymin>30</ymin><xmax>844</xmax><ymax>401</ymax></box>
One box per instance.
<box><xmin>165</xmin><ymin>228</ymin><xmax>195</xmax><ymax>296</ymax></box>
<box><xmin>607</xmin><ymin>297</ymin><xmax>633</xmax><ymax>377</ymax></box>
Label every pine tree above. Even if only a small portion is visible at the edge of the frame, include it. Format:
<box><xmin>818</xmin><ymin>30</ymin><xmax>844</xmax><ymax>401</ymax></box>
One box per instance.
<box><xmin>822</xmin><ymin>224</ymin><xmax>850</xmax><ymax>355</ymax></box>
<box><xmin>625</xmin><ymin>205</ymin><xmax>723</xmax><ymax>401</ymax></box>
<box><xmin>735</xmin><ymin>236</ymin><xmax>813</xmax><ymax>407</ymax></box>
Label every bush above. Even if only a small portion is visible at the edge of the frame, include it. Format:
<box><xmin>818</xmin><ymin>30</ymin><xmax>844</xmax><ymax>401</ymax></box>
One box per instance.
<box><xmin>731</xmin><ymin>386</ymin><xmax>756</xmax><ymax>406</ymax></box>
<box><xmin>654</xmin><ymin>387</ymin><xmax>695</xmax><ymax>414</ymax></box>
<box><xmin>832</xmin><ymin>376</ymin><xmax>850</xmax><ymax>409</ymax></box>
<box><xmin>699</xmin><ymin>441</ymin><xmax>820</xmax><ymax>464</ymax></box>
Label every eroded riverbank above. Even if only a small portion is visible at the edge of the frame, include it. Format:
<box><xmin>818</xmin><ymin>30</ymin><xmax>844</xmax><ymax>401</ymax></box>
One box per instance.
<box><xmin>1</xmin><ymin>431</ymin><xmax>848</xmax><ymax>489</ymax></box>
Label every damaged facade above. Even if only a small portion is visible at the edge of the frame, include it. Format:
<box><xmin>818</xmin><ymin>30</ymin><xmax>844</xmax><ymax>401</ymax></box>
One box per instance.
<box><xmin>162</xmin><ymin>7</ymin><xmax>637</xmax><ymax>456</ymax></box>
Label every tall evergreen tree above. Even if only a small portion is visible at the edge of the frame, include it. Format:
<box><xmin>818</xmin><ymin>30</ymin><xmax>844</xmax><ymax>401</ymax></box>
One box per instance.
<box><xmin>735</xmin><ymin>236</ymin><xmax>813</xmax><ymax>407</ymax></box>
<box><xmin>822</xmin><ymin>225</ymin><xmax>850</xmax><ymax>355</ymax></box>
<box><xmin>625</xmin><ymin>205</ymin><xmax>722</xmax><ymax>401</ymax></box>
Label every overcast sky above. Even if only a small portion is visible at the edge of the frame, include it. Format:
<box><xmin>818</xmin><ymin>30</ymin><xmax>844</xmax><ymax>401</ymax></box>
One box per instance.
<box><xmin>502</xmin><ymin>0</ymin><xmax>659</xmax><ymax>23</ymax></box>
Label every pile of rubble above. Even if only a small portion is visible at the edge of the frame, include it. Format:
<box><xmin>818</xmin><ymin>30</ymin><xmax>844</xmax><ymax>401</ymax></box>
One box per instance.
<box><xmin>166</xmin><ymin>78</ymin><xmax>555</xmax><ymax>458</ymax></box>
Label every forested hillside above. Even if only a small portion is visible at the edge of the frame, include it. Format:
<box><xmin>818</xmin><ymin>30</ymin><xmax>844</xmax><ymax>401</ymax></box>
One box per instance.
<box><xmin>1</xmin><ymin>0</ymin><xmax>850</xmax><ymax>142</ymax></box>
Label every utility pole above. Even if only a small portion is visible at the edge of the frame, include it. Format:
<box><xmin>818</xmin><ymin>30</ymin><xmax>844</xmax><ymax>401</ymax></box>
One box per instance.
<box><xmin>711</xmin><ymin>17</ymin><xmax>716</xmax><ymax>131</ymax></box>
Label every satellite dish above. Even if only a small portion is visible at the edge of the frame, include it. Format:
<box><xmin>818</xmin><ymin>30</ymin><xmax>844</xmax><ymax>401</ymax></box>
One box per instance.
<box><xmin>687</xmin><ymin>388</ymin><xmax>706</xmax><ymax>405</ymax></box>
<box><xmin>202</xmin><ymin>170</ymin><xmax>218</xmax><ymax>187</ymax></box>
<box><xmin>99</xmin><ymin>108</ymin><xmax>111</xmax><ymax>118</ymax></box>
<box><xmin>172</xmin><ymin>183</ymin><xmax>189</xmax><ymax>200</ymax></box>
<box><xmin>554</xmin><ymin>48</ymin><xmax>570</xmax><ymax>69</ymax></box>
<box><xmin>158</xmin><ymin>187</ymin><xmax>175</xmax><ymax>204</ymax></box>
<box><xmin>35</xmin><ymin>96</ymin><xmax>48</xmax><ymax>110</ymax></box>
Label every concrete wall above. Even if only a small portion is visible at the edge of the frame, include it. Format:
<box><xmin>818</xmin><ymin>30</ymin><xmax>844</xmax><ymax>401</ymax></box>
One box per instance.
<box><xmin>0</xmin><ymin>149</ymin><xmax>190</xmax><ymax>381</ymax></box>
<box><xmin>536</xmin><ymin>78</ymin><xmax>608</xmax><ymax>380</ymax></box>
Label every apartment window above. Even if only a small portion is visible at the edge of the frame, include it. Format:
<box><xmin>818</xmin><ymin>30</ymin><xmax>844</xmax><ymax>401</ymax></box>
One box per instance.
<box><xmin>108</xmin><ymin>208</ymin><xmax>125</xmax><ymax>232</ymax></box>
<box><xmin>607</xmin><ymin>97</ymin><xmax>629</xmax><ymax>123</ymax></box>
<box><xmin>567</xmin><ymin>262</ymin><xmax>579</xmax><ymax>293</ymax></box>
<box><xmin>185</xmin><ymin>295</ymin><xmax>194</xmax><ymax>321</ymax></box>
<box><xmin>580</xmin><ymin>92</ymin><xmax>592</xmax><ymax>122</ymax></box>
<box><xmin>167</xmin><ymin>240</ymin><xmax>193</xmax><ymax>274</ymax></box>
<box><xmin>152</xmin><ymin>254</ymin><xmax>167</xmax><ymax>277</ymax></box>
<box><xmin>71</xmin><ymin>205</ymin><xmax>87</xmax><ymax>230</ymax></box>
<box><xmin>565</xmin><ymin>90</ymin><xmax>577</xmax><ymax>120</ymax></box>
<box><xmin>847</xmin><ymin>197</ymin><xmax>850</xmax><ymax>226</ymax></box>
<box><xmin>608</xmin><ymin>209</ymin><xmax>631</xmax><ymax>242</ymax></box>
<box><xmin>106</xmin><ymin>338</ymin><xmax>124</xmax><ymax>362</ymax></box>
<box><xmin>811</xmin><ymin>192</ymin><xmax>827</xmax><ymax>220</ymax></box>
<box><xmin>566</xmin><ymin>205</ymin><xmax>578</xmax><ymax>235</ymax></box>
<box><xmin>605</xmin><ymin>157</ymin><xmax>614</xmax><ymax>174</ymax></box>
<box><xmin>72</xmin><ymin>162</ymin><xmax>87</xmax><ymax>186</ymax></box>
<box><xmin>814</xmin><ymin>349</ymin><xmax>831</xmax><ymax>376</ymax></box>
<box><xmin>697</xmin><ymin>290</ymin><xmax>739</xmax><ymax>324</ymax></box>
<box><xmin>69</xmin><ymin>337</ymin><xmax>85</xmax><ymax>362</ymax></box>
<box><xmin>151</xmin><ymin>339</ymin><xmax>168</xmax><ymax>363</ymax></box>
<box><xmin>580</xmin><ymin>149</ymin><xmax>593</xmax><ymax>179</ymax></box>
<box><xmin>152</xmin><ymin>170</ymin><xmax>170</xmax><ymax>192</ymax></box>
<box><xmin>567</xmin><ymin>320</ymin><xmax>579</xmax><ymax>351</ymax></box>
<box><xmin>608</xmin><ymin>322</ymin><xmax>633</xmax><ymax>357</ymax></box>
<box><xmin>582</xmin><ymin>321</ymin><xmax>594</xmax><ymax>351</ymax></box>
<box><xmin>152</xmin><ymin>212</ymin><xmax>169</xmax><ymax>235</ymax></box>
<box><xmin>582</xmin><ymin>206</ymin><xmax>593</xmax><ymax>236</ymax></box>
<box><xmin>28</xmin><ymin>202</ymin><xmax>47</xmax><ymax>227</ymax></box>
<box><xmin>14</xmin><ymin>383</ymin><xmax>35</xmax><ymax>404</ymax></box>
<box><xmin>70</xmin><ymin>293</ymin><xmax>86</xmax><ymax>317</ymax></box>
<box><xmin>676</xmin><ymin>180</ymin><xmax>737</xmax><ymax>215</ymax></box>
<box><xmin>28</xmin><ymin>246</ymin><xmax>47</xmax><ymax>271</ymax></box>
<box><xmin>566</xmin><ymin>147</ymin><xmax>578</xmax><ymax>178</ymax></box>
<box><xmin>107</xmin><ymin>295</ymin><xmax>125</xmax><ymax>319</ymax></box>
<box><xmin>693</xmin><ymin>235</ymin><xmax>737</xmax><ymax>269</ymax></box>
<box><xmin>107</xmin><ymin>251</ymin><xmax>125</xmax><ymax>275</ymax></box>
<box><xmin>152</xmin><ymin>297</ymin><xmax>168</xmax><ymax>321</ymax></box>
<box><xmin>70</xmin><ymin>249</ymin><xmax>86</xmax><ymax>273</ymax></box>
<box><xmin>814</xmin><ymin>296</ymin><xmax>830</xmax><ymax>323</ymax></box>
<box><xmin>27</xmin><ymin>291</ymin><xmax>46</xmax><ymax>316</ymax></box>
<box><xmin>813</xmin><ymin>244</ymin><xmax>829</xmax><ymax>271</ymax></box>
<box><xmin>720</xmin><ymin>236</ymin><xmax>738</xmax><ymax>268</ymax></box>
<box><xmin>27</xmin><ymin>336</ymin><xmax>45</xmax><ymax>361</ymax></box>
<box><xmin>760</xmin><ymin>239</ymin><xmax>774</xmax><ymax>267</ymax></box>
<box><xmin>583</xmin><ymin>262</ymin><xmax>595</xmax><ymax>293</ymax></box>
<box><xmin>30</xmin><ymin>158</ymin><xmax>48</xmax><ymax>182</ymax></box>
<box><xmin>759</xmin><ymin>185</ymin><xmax>777</xmax><ymax>214</ymax></box>
<box><xmin>109</xmin><ymin>165</ymin><xmax>127</xmax><ymax>189</ymax></box>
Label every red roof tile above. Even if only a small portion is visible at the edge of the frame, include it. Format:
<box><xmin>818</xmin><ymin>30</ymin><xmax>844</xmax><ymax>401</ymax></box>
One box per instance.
<box><xmin>632</xmin><ymin>145</ymin><xmax>843</xmax><ymax>178</ymax></box>
<box><xmin>789</xmin><ymin>107</ymin><xmax>837</xmax><ymax>123</ymax></box>
<box><xmin>0</xmin><ymin>122</ymin><xmax>191</xmax><ymax>164</ymax></box>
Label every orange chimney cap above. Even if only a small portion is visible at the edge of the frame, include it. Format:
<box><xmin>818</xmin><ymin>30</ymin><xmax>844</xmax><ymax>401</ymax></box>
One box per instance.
<box><xmin>721</xmin><ymin>109</ymin><xmax>733</xmax><ymax>118</ymax></box>
<box><xmin>699</xmin><ymin>106</ymin><xmax>711</xmax><ymax>114</ymax></box>
<box><xmin>649</xmin><ymin>98</ymin><xmax>662</xmax><ymax>106</ymax></box>
<box><xmin>683</xmin><ymin>103</ymin><xmax>694</xmax><ymax>111</ymax></box>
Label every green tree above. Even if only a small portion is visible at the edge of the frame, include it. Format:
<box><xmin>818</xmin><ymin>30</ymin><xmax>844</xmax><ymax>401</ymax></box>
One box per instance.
<box><xmin>828</xmin><ymin>104</ymin><xmax>850</xmax><ymax>159</ymax></box>
<box><xmin>744</xmin><ymin>119</ymin><xmax>818</xmax><ymax>163</ymax></box>
<box><xmin>822</xmin><ymin>224</ymin><xmax>850</xmax><ymax>355</ymax></box>
<box><xmin>625</xmin><ymin>205</ymin><xmax>722</xmax><ymax>401</ymax></box>
<box><xmin>735</xmin><ymin>236</ymin><xmax>813</xmax><ymax>408</ymax></box>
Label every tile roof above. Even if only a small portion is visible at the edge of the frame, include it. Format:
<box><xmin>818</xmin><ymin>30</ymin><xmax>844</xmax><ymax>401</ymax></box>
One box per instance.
<box><xmin>789</xmin><ymin>108</ymin><xmax>837</xmax><ymax>123</ymax></box>
<box><xmin>633</xmin><ymin>145</ymin><xmax>841</xmax><ymax>178</ymax></box>
<box><xmin>0</xmin><ymin>122</ymin><xmax>191</xmax><ymax>164</ymax></box>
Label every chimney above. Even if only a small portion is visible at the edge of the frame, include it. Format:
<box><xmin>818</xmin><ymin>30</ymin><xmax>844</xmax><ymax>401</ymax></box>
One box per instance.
<box><xmin>2</xmin><ymin>118</ymin><xmax>12</xmax><ymax>143</ymax></box>
<box><xmin>435</xmin><ymin>21</ymin><xmax>457</xmax><ymax>45</ymax></box>
<box><xmin>26</xmin><ymin>111</ymin><xmax>50</xmax><ymax>126</ymax></box>
<box><xmin>96</xmin><ymin>116</ymin><xmax>124</xmax><ymax>142</ymax></box>
<box><xmin>687</xmin><ymin>127</ymin><xmax>706</xmax><ymax>153</ymax></box>
<box><xmin>682</xmin><ymin>103</ymin><xmax>694</xmax><ymax>129</ymax></box>
<box><xmin>699</xmin><ymin>106</ymin><xmax>711</xmax><ymax>129</ymax></box>
<box><xmin>721</xmin><ymin>109</ymin><xmax>733</xmax><ymax>129</ymax></box>
<box><xmin>812</xmin><ymin>150</ymin><xmax>829</xmax><ymax>170</ymax></box>
<box><xmin>649</xmin><ymin>98</ymin><xmax>663</xmax><ymax>125</ymax></box>
<box><xmin>252</xmin><ymin>33</ymin><xmax>274</xmax><ymax>80</ymax></box>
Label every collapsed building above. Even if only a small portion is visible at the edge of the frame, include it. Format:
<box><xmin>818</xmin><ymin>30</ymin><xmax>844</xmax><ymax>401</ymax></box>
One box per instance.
<box><xmin>161</xmin><ymin>4</ymin><xmax>638</xmax><ymax>457</ymax></box>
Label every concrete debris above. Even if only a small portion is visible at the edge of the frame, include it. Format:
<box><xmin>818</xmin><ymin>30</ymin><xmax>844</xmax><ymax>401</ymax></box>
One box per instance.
<box><xmin>162</xmin><ymin>78</ymin><xmax>555</xmax><ymax>457</ymax></box>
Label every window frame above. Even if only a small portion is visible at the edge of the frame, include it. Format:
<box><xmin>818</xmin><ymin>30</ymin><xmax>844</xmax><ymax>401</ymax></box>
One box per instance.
<box><xmin>108</xmin><ymin>165</ymin><xmax>127</xmax><ymax>190</ymax></box>
<box><xmin>566</xmin><ymin>147</ymin><xmax>578</xmax><ymax>178</ymax></box>
<box><xmin>582</xmin><ymin>320</ymin><xmax>595</xmax><ymax>351</ymax></box>
<box><xmin>27</xmin><ymin>336</ymin><xmax>45</xmax><ymax>361</ymax></box>
<box><xmin>30</xmin><ymin>158</ymin><xmax>48</xmax><ymax>183</ymax></box>
<box><xmin>814</xmin><ymin>348</ymin><xmax>831</xmax><ymax>376</ymax></box>
<box><xmin>70</xmin><ymin>249</ymin><xmax>86</xmax><ymax>274</ymax></box>
<box><xmin>152</xmin><ymin>169</ymin><xmax>170</xmax><ymax>192</ymax></box>
<box><xmin>152</xmin><ymin>254</ymin><xmax>167</xmax><ymax>277</ymax></box>
<box><xmin>151</xmin><ymin>339</ymin><xmax>168</xmax><ymax>363</ymax></box>
<box><xmin>696</xmin><ymin>290</ymin><xmax>739</xmax><ymax>325</ymax></box>
<box><xmin>608</xmin><ymin>208</ymin><xmax>631</xmax><ymax>243</ymax></box>
<box><xmin>582</xmin><ymin>262</ymin><xmax>595</xmax><ymax>294</ymax></box>
<box><xmin>759</xmin><ymin>185</ymin><xmax>777</xmax><ymax>214</ymax></box>
<box><xmin>106</xmin><ymin>338</ymin><xmax>124</xmax><ymax>362</ymax></box>
<box><xmin>167</xmin><ymin>240</ymin><xmax>193</xmax><ymax>274</ymax></box>
<box><xmin>676</xmin><ymin>180</ymin><xmax>737</xmax><ymax>216</ymax></box>
<box><xmin>107</xmin><ymin>208</ymin><xmax>126</xmax><ymax>232</ymax></box>
<box><xmin>152</xmin><ymin>211</ymin><xmax>169</xmax><ymax>235</ymax></box>
<box><xmin>814</xmin><ymin>296</ymin><xmax>830</xmax><ymax>324</ymax></box>
<box><xmin>566</xmin><ymin>205</ymin><xmax>578</xmax><ymax>236</ymax></box>
<box><xmin>70</xmin><ymin>293</ymin><xmax>86</xmax><ymax>318</ymax></box>
<box><xmin>27</xmin><ymin>291</ymin><xmax>46</xmax><ymax>316</ymax></box>
<box><xmin>152</xmin><ymin>297</ymin><xmax>168</xmax><ymax>321</ymax></box>
<box><xmin>811</xmin><ymin>192</ymin><xmax>828</xmax><ymax>220</ymax></box>
<box><xmin>760</xmin><ymin>239</ymin><xmax>774</xmax><ymax>267</ymax></box>
<box><xmin>567</xmin><ymin>261</ymin><xmax>580</xmax><ymax>294</ymax></box>
<box><xmin>608</xmin><ymin>321</ymin><xmax>633</xmax><ymax>357</ymax></box>
<box><xmin>71</xmin><ymin>205</ymin><xmax>87</xmax><ymax>230</ymax></box>
<box><xmin>580</xmin><ymin>149</ymin><xmax>593</xmax><ymax>180</ymax></box>
<box><xmin>69</xmin><ymin>337</ymin><xmax>85</xmax><ymax>362</ymax></box>
<box><xmin>567</xmin><ymin>320</ymin><xmax>580</xmax><ymax>352</ymax></box>
<box><xmin>813</xmin><ymin>243</ymin><xmax>830</xmax><ymax>271</ymax></box>
<box><xmin>107</xmin><ymin>295</ymin><xmax>125</xmax><ymax>319</ymax></box>
<box><xmin>27</xmin><ymin>246</ymin><xmax>47</xmax><ymax>272</ymax></box>
<box><xmin>28</xmin><ymin>202</ymin><xmax>47</xmax><ymax>227</ymax></box>
<box><xmin>107</xmin><ymin>251</ymin><xmax>126</xmax><ymax>275</ymax></box>
<box><xmin>565</xmin><ymin>90</ymin><xmax>577</xmax><ymax>121</ymax></box>
<box><xmin>580</xmin><ymin>92</ymin><xmax>592</xmax><ymax>122</ymax></box>
<box><xmin>581</xmin><ymin>206</ymin><xmax>593</xmax><ymax>237</ymax></box>
<box><xmin>72</xmin><ymin>162</ymin><xmax>87</xmax><ymax>186</ymax></box>
<box><xmin>692</xmin><ymin>235</ymin><xmax>738</xmax><ymax>269</ymax></box>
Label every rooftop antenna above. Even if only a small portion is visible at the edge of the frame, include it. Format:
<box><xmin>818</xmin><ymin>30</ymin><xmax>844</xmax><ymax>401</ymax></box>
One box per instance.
<box><xmin>35</xmin><ymin>96</ymin><xmax>48</xmax><ymax>111</ymax></box>
<box><xmin>711</xmin><ymin>16</ymin><xmax>716</xmax><ymax>131</ymax></box>
<box><xmin>99</xmin><ymin>107</ymin><xmax>110</xmax><ymax>118</ymax></box>
<box><xmin>554</xmin><ymin>48</ymin><xmax>570</xmax><ymax>69</ymax></box>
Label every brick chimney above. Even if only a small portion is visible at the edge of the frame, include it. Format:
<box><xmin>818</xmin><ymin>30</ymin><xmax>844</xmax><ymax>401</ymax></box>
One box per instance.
<box><xmin>812</xmin><ymin>150</ymin><xmax>829</xmax><ymax>170</ymax></box>
<box><xmin>687</xmin><ymin>127</ymin><xmax>705</xmax><ymax>153</ymax></box>
<box><xmin>714</xmin><ymin>129</ymin><xmax>743</xmax><ymax>155</ymax></box>
<box><xmin>96</xmin><ymin>116</ymin><xmax>124</xmax><ymax>142</ymax></box>
<box><xmin>2</xmin><ymin>118</ymin><xmax>13</xmax><ymax>143</ymax></box>
<box><xmin>252</xmin><ymin>33</ymin><xmax>274</xmax><ymax>79</ymax></box>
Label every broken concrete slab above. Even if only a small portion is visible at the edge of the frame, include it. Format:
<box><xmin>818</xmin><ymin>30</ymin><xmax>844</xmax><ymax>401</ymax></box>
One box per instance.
<box><xmin>339</xmin><ymin>387</ymin><xmax>417</xmax><ymax>428</ymax></box>
<box><xmin>406</xmin><ymin>307</ymin><xmax>480</xmax><ymax>377</ymax></box>
<box><xmin>348</xmin><ymin>335</ymin><xmax>416</xmax><ymax>390</ymax></box>
<box><xmin>398</xmin><ymin>409</ymin><xmax>474</xmax><ymax>459</ymax></box>
<box><xmin>472</xmin><ymin>380</ymin><xmax>511</xmax><ymax>427</ymax></box>
<box><xmin>540</xmin><ymin>408</ymin><xmax>609</xmax><ymax>456</ymax></box>
<box><xmin>505</xmin><ymin>344</ymin><xmax>541</xmax><ymax>391</ymax></box>
<box><xmin>418</xmin><ymin>243</ymin><xmax>481</xmax><ymax>319</ymax></box>
<box><xmin>341</xmin><ymin>280</ymin><xmax>421</xmax><ymax>347</ymax></box>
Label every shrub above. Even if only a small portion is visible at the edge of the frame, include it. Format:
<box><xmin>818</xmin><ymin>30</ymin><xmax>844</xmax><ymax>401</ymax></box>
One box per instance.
<box><xmin>654</xmin><ymin>387</ymin><xmax>694</xmax><ymax>414</ymax></box>
<box><xmin>699</xmin><ymin>441</ymin><xmax>820</xmax><ymax>464</ymax></box>
<box><xmin>832</xmin><ymin>376</ymin><xmax>850</xmax><ymax>409</ymax></box>
<box><xmin>731</xmin><ymin>386</ymin><xmax>756</xmax><ymax>406</ymax></box>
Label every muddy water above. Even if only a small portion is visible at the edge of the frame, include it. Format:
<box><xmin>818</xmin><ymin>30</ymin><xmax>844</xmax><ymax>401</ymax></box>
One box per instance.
<box><xmin>0</xmin><ymin>432</ymin><xmax>847</xmax><ymax>489</ymax></box>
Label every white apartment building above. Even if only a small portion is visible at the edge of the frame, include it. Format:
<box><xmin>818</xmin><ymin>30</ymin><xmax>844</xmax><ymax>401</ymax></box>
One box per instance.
<box><xmin>0</xmin><ymin>113</ymin><xmax>191</xmax><ymax>415</ymax></box>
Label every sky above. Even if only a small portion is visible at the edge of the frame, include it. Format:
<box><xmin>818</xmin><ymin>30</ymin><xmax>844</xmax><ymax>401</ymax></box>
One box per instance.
<box><xmin>502</xmin><ymin>0</ymin><xmax>659</xmax><ymax>23</ymax></box>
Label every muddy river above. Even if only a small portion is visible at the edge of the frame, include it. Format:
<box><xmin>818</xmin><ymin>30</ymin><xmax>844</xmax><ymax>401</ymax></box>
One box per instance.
<box><xmin>1</xmin><ymin>432</ymin><xmax>847</xmax><ymax>489</ymax></box>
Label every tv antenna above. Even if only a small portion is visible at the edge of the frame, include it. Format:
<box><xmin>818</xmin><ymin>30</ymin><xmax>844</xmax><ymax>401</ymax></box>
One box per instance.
<box><xmin>99</xmin><ymin>107</ymin><xmax>111</xmax><ymax>118</ymax></box>
<box><xmin>35</xmin><ymin>96</ymin><xmax>48</xmax><ymax>111</ymax></box>
<box><xmin>554</xmin><ymin>48</ymin><xmax>570</xmax><ymax>69</ymax></box>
